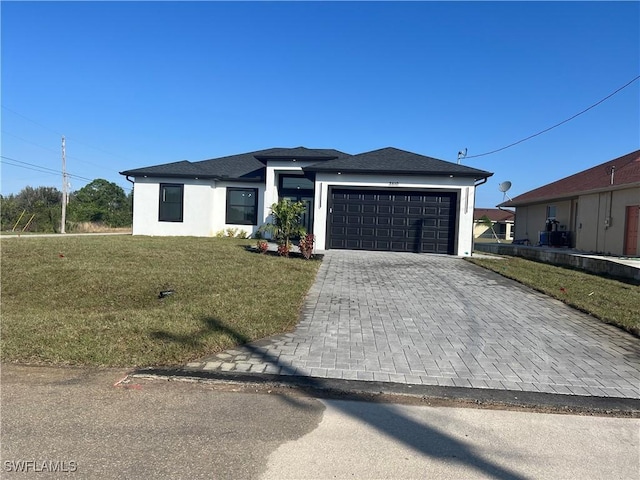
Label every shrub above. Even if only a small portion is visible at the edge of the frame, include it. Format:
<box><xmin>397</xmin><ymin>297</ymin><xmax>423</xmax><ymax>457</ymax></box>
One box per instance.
<box><xmin>298</xmin><ymin>233</ymin><xmax>315</xmax><ymax>260</ymax></box>
<box><xmin>256</xmin><ymin>240</ymin><xmax>269</xmax><ymax>254</ymax></box>
<box><xmin>237</xmin><ymin>229</ymin><xmax>250</xmax><ymax>239</ymax></box>
<box><xmin>226</xmin><ymin>227</ymin><xmax>239</xmax><ymax>238</ymax></box>
<box><xmin>277</xmin><ymin>243</ymin><xmax>290</xmax><ymax>257</ymax></box>
<box><xmin>215</xmin><ymin>230</ymin><xmax>225</xmax><ymax>238</ymax></box>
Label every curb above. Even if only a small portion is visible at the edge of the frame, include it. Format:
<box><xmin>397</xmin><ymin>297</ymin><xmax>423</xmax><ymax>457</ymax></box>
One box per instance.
<box><xmin>132</xmin><ymin>367</ymin><xmax>640</xmax><ymax>417</ymax></box>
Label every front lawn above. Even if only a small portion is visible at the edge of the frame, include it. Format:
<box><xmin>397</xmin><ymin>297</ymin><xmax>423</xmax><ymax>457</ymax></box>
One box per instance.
<box><xmin>1</xmin><ymin>236</ymin><xmax>320</xmax><ymax>367</ymax></box>
<box><xmin>467</xmin><ymin>255</ymin><xmax>640</xmax><ymax>336</ymax></box>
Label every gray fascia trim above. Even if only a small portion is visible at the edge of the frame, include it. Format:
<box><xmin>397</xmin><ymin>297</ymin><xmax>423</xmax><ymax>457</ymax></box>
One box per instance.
<box><xmin>218</xmin><ymin>176</ymin><xmax>264</xmax><ymax>183</ymax></box>
<box><xmin>254</xmin><ymin>155</ymin><xmax>339</xmax><ymax>164</ymax></box>
<box><xmin>119</xmin><ymin>172</ymin><xmax>221</xmax><ymax>180</ymax></box>
<box><xmin>303</xmin><ymin>166</ymin><xmax>493</xmax><ymax>178</ymax></box>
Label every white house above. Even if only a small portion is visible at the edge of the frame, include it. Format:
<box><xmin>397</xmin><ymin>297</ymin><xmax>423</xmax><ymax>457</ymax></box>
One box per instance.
<box><xmin>120</xmin><ymin>147</ymin><xmax>493</xmax><ymax>256</ymax></box>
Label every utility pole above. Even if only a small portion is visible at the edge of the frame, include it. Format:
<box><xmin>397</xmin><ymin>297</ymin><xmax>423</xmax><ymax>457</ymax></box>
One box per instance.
<box><xmin>61</xmin><ymin>136</ymin><xmax>67</xmax><ymax>234</ymax></box>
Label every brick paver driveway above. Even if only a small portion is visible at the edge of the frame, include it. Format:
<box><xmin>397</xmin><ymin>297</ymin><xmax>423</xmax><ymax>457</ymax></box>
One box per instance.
<box><xmin>190</xmin><ymin>251</ymin><xmax>640</xmax><ymax>398</ymax></box>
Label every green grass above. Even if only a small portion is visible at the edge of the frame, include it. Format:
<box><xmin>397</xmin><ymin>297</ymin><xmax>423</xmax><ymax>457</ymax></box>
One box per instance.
<box><xmin>467</xmin><ymin>255</ymin><xmax>640</xmax><ymax>336</ymax></box>
<box><xmin>1</xmin><ymin>236</ymin><xmax>320</xmax><ymax>367</ymax></box>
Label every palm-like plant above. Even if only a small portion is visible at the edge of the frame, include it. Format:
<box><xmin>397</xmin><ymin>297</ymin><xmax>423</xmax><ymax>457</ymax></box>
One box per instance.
<box><xmin>478</xmin><ymin>214</ymin><xmax>500</xmax><ymax>243</ymax></box>
<box><xmin>259</xmin><ymin>199</ymin><xmax>307</xmax><ymax>254</ymax></box>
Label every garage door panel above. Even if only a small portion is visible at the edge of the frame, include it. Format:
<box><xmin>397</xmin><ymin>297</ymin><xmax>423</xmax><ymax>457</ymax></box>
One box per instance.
<box><xmin>329</xmin><ymin>189</ymin><xmax>456</xmax><ymax>253</ymax></box>
<box><xmin>393</xmin><ymin>205</ymin><xmax>408</xmax><ymax>215</ymax></box>
<box><xmin>362</xmin><ymin>204</ymin><xmax>376</xmax><ymax>214</ymax></box>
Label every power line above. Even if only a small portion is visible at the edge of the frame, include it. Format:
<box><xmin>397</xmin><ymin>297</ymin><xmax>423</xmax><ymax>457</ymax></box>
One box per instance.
<box><xmin>1</xmin><ymin>156</ymin><xmax>93</xmax><ymax>182</ymax></box>
<box><xmin>1</xmin><ymin>105</ymin><xmax>134</xmax><ymax>163</ymax></box>
<box><xmin>1</xmin><ymin>155</ymin><xmax>132</xmax><ymax>192</ymax></box>
<box><xmin>465</xmin><ymin>75</ymin><xmax>640</xmax><ymax>159</ymax></box>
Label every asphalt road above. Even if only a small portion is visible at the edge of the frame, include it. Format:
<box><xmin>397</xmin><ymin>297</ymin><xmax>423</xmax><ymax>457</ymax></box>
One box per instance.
<box><xmin>2</xmin><ymin>365</ymin><xmax>639</xmax><ymax>479</ymax></box>
<box><xmin>1</xmin><ymin>365</ymin><xmax>323</xmax><ymax>479</ymax></box>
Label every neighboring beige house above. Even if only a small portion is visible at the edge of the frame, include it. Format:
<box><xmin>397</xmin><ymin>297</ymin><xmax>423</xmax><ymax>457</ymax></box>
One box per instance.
<box><xmin>498</xmin><ymin>149</ymin><xmax>640</xmax><ymax>256</ymax></box>
<box><xmin>473</xmin><ymin>208</ymin><xmax>514</xmax><ymax>242</ymax></box>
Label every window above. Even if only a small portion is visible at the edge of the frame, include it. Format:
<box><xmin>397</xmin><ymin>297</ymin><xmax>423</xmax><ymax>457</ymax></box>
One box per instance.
<box><xmin>226</xmin><ymin>188</ymin><xmax>258</xmax><ymax>225</ymax></box>
<box><xmin>280</xmin><ymin>175</ymin><xmax>314</xmax><ymax>191</ymax></box>
<box><xmin>159</xmin><ymin>184</ymin><xmax>183</xmax><ymax>222</ymax></box>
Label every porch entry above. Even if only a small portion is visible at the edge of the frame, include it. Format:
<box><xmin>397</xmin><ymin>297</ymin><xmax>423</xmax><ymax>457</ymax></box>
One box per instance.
<box><xmin>278</xmin><ymin>174</ymin><xmax>314</xmax><ymax>234</ymax></box>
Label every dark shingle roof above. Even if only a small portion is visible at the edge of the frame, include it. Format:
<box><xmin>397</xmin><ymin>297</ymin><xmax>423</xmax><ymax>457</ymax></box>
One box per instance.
<box><xmin>119</xmin><ymin>147</ymin><xmax>350</xmax><ymax>181</ymax></box>
<box><xmin>499</xmin><ymin>149</ymin><xmax>640</xmax><ymax>207</ymax></box>
<box><xmin>120</xmin><ymin>146</ymin><xmax>493</xmax><ymax>181</ymax></box>
<box><xmin>253</xmin><ymin>147</ymin><xmax>350</xmax><ymax>161</ymax></box>
<box><xmin>303</xmin><ymin>147</ymin><xmax>493</xmax><ymax>179</ymax></box>
<box><xmin>119</xmin><ymin>160</ymin><xmax>206</xmax><ymax>178</ymax></box>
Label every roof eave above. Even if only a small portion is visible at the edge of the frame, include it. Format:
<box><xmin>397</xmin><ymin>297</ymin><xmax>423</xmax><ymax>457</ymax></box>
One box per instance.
<box><xmin>119</xmin><ymin>171</ymin><xmax>221</xmax><ymax>180</ymax></box>
<box><xmin>499</xmin><ymin>181</ymin><xmax>640</xmax><ymax>208</ymax></box>
<box><xmin>304</xmin><ymin>166</ymin><xmax>492</xmax><ymax>178</ymax></box>
<box><xmin>255</xmin><ymin>155</ymin><xmax>339</xmax><ymax>164</ymax></box>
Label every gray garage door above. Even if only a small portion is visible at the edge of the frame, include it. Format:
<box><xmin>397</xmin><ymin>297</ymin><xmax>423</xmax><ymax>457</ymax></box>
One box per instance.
<box><xmin>328</xmin><ymin>189</ymin><xmax>457</xmax><ymax>253</ymax></box>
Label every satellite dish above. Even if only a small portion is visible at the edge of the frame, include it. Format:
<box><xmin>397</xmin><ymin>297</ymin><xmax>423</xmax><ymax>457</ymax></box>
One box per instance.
<box><xmin>457</xmin><ymin>148</ymin><xmax>467</xmax><ymax>164</ymax></box>
<box><xmin>499</xmin><ymin>181</ymin><xmax>513</xmax><ymax>201</ymax></box>
<box><xmin>498</xmin><ymin>181</ymin><xmax>512</xmax><ymax>193</ymax></box>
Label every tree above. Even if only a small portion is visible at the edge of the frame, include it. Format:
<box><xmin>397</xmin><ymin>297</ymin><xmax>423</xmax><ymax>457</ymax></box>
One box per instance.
<box><xmin>0</xmin><ymin>186</ymin><xmax>62</xmax><ymax>232</ymax></box>
<box><xmin>259</xmin><ymin>199</ymin><xmax>307</xmax><ymax>255</ymax></box>
<box><xmin>68</xmin><ymin>179</ymin><xmax>131</xmax><ymax>227</ymax></box>
<box><xmin>478</xmin><ymin>215</ymin><xmax>500</xmax><ymax>243</ymax></box>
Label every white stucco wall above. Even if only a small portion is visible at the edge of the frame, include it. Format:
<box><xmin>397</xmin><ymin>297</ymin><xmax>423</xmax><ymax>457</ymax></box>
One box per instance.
<box><xmin>263</xmin><ymin>161</ymin><xmax>316</xmax><ymax>224</ymax></box>
<box><xmin>132</xmin><ymin>177</ymin><xmax>215</xmax><ymax>236</ymax></box>
<box><xmin>213</xmin><ymin>181</ymin><xmax>265</xmax><ymax>237</ymax></box>
<box><xmin>312</xmin><ymin>173</ymin><xmax>478</xmax><ymax>256</ymax></box>
<box><xmin>132</xmin><ymin>177</ymin><xmax>263</xmax><ymax>237</ymax></box>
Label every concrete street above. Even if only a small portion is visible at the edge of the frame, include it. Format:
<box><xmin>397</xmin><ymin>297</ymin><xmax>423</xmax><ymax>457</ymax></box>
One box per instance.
<box><xmin>2</xmin><ymin>365</ymin><xmax>638</xmax><ymax>480</ymax></box>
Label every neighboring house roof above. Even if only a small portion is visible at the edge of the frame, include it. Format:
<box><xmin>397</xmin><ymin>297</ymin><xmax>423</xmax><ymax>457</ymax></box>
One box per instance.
<box><xmin>499</xmin><ymin>149</ymin><xmax>640</xmax><ymax>207</ymax></box>
<box><xmin>304</xmin><ymin>147</ymin><xmax>493</xmax><ymax>179</ymax></box>
<box><xmin>474</xmin><ymin>208</ymin><xmax>514</xmax><ymax>222</ymax></box>
<box><xmin>120</xmin><ymin>146</ymin><xmax>493</xmax><ymax>181</ymax></box>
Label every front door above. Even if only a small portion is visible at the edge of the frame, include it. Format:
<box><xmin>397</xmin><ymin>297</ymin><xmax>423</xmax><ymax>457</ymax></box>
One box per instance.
<box><xmin>624</xmin><ymin>205</ymin><xmax>639</xmax><ymax>256</ymax></box>
<box><xmin>282</xmin><ymin>195</ymin><xmax>313</xmax><ymax>234</ymax></box>
<box><xmin>278</xmin><ymin>174</ymin><xmax>315</xmax><ymax>235</ymax></box>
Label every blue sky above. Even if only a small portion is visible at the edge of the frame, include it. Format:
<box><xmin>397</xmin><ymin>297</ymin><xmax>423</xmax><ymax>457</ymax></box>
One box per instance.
<box><xmin>2</xmin><ymin>1</ymin><xmax>638</xmax><ymax>208</ymax></box>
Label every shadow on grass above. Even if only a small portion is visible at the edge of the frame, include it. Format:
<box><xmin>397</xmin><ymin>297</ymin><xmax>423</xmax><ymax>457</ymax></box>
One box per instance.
<box><xmin>147</xmin><ymin>316</ymin><xmax>527</xmax><ymax>480</ymax></box>
<box><xmin>150</xmin><ymin>317</ymin><xmax>248</xmax><ymax>348</ymax></box>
